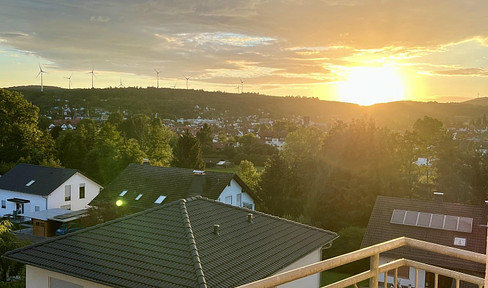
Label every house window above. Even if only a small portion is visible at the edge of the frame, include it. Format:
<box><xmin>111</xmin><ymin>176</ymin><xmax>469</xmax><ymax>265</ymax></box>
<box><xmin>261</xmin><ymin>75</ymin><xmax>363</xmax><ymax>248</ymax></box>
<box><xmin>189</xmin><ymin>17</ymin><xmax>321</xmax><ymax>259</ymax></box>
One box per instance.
<box><xmin>225</xmin><ymin>196</ymin><xmax>232</xmax><ymax>205</ymax></box>
<box><xmin>60</xmin><ymin>204</ymin><xmax>71</xmax><ymax>210</ymax></box>
<box><xmin>49</xmin><ymin>277</ymin><xmax>83</xmax><ymax>288</ymax></box>
<box><xmin>79</xmin><ymin>183</ymin><xmax>85</xmax><ymax>199</ymax></box>
<box><xmin>243</xmin><ymin>202</ymin><xmax>253</xmax><ymax>210</ymax></box>
<box><xmin>236</xmin><ymin>193</ymin><xmax>242</xmax><ymax>207</ymax></box>
<box><xmin>1</xmin><ymin>200</ymin><xmax>5</xmax><ymax>209</ymax></box>
<box><xmin>35</xmin><ymin>206</ymin><xmax>40</xmax><ymax>212</ymax></box>
<box><xmin>154</xmin><ymin>195</ymin><xmax>166</xmax><ymax>204</ymax></box>
<box><xmin>65</xmin><ymin>185</ymin><xmax>71</xmax><ymax>201</ymax></box>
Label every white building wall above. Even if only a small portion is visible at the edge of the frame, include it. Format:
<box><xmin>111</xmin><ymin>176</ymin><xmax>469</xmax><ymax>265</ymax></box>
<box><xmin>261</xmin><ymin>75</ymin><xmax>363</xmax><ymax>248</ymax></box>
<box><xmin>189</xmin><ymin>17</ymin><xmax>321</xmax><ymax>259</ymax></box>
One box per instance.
<box><xmin>274</xmin><ymin>248</ymin><xmax>322</xmax><ymax>288</ymax></box>
<box><xmin>48</xmin><ymin>173</ymin><xmax>102</xmax><ymax>211</ymax></box>
<box><xmin>379</xmin><ymin>256</ymin><xmax>426</xmax><ymax>288</ymax></box>
<box><xmin>217</xmin><ymin>179</ymin><xmax>255</xmax><ymax>210</ymax></box>
<box><xmin>26</xmin><ymin>265</ymin><xmax>111</xmax><ymax>288</ymax></box>
<box><xmin>0</xmin><ymin>191</ymin><xmax>46</xmax><ymax>217</ymax></box>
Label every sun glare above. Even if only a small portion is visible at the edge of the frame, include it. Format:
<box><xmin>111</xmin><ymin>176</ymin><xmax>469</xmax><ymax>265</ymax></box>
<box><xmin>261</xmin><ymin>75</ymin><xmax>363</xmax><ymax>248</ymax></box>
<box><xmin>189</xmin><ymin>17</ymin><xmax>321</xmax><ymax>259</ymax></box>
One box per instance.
<box><xmin>337</xmin><ymin>66</ymin><xmax>405</xmax><ymax>106</ymax></box>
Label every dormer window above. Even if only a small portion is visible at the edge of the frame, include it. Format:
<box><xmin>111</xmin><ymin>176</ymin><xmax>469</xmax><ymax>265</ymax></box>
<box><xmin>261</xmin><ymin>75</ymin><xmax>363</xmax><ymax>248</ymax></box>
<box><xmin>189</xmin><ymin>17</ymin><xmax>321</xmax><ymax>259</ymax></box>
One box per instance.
<box><xmin>135</xmin><ymin>194</ymin><xmax>143</xmax><ymax>201</ymax></box>
<box><xmin>26</xmin><ymin>180</ymin><xmax>36</xmax><ymax>187</ymax></box>
<box><xmin>119</xmin><ymin>190</ymin><xmax>127</xmax><ymax>197</ymax></box>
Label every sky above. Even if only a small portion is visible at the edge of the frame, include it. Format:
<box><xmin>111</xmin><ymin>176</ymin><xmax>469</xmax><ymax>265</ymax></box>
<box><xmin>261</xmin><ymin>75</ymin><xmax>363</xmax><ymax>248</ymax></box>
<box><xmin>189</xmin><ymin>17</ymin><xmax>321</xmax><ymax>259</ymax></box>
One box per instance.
<box><xmin>1</xmin><ymin>0</ymin><xmax>488</xmax><ymax>104</ymax></box>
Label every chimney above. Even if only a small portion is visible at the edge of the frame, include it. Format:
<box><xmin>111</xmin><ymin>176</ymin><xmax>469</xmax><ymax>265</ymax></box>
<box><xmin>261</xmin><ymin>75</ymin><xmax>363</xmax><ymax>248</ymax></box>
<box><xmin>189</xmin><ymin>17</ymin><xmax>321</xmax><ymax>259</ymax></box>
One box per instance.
<box><xmin>142</xmin><ymin>158</ymin><xmax>150</xmax><ymax>165</ymax></box>
<box><xmin>213</xmin><ymin>224</ymin><xmax>220</xmax><ymax>236</ymax></box>
<box><xmin>247</xmin><ymin>213</ymin><xmax>254</xmax><ymax>223</ymax></box>
<box><xmin>433</xmin><ymin>191</ymin><xmax>444</xmax><ymax>203</ymax></box>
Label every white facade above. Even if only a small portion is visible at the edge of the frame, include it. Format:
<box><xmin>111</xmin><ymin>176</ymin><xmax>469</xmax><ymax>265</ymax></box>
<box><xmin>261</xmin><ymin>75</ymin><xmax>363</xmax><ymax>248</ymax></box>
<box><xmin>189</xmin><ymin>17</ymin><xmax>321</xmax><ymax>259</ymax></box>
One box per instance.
<box><xmin>379</xmin><ymin>256</ymin><xmax>426</xmax><ymax>288</ymax></box>
<box><xmin>275</xmin><ymin>248</ymin><xmax>322</xmax><ymax>288</ymax></box>
<box><xmin>217</xmin><ymin>179</ymin><xmax>255</xmax><ymax>210</ymax></box>
<box><xmin>0</xmin><ymin>172</ymin><xmax>102</xmax><ymax>217</ymax></box>
<box><xmin>26</xmin><ymin>265</ymin><xmax>111</xmax><ymax>288</ymax></box>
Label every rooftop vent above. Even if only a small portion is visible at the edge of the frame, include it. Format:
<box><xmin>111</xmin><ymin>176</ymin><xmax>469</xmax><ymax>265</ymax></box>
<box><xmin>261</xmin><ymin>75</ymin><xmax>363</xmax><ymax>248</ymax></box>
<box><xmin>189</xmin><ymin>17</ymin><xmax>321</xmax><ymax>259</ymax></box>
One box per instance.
<box><xmin>213</xmin><ymin>224</ymin><xmax>220</xmax><ymax>235</ymax></box>
<box><xmin>193</xmin><ymin>170</ymin><xmax>205</xmax><ymax>175</ymax></box>
<box><xmin>247</xmin><ymin>213</ymin><xmax>254</xmax><ymax>223</ymax></box>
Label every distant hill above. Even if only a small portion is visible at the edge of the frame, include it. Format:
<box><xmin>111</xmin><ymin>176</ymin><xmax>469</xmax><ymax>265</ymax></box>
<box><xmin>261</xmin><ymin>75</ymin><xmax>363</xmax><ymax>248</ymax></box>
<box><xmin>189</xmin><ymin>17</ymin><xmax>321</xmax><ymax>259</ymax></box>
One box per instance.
<box><xmin>7</xmin><ymin>86</ymin><xmax>488</xmax><ymax>130</ymax></box>
<box><xmin>463</xmin><ymin>97</ymin><xmax>488</xmax><ymax>106</ymax></box>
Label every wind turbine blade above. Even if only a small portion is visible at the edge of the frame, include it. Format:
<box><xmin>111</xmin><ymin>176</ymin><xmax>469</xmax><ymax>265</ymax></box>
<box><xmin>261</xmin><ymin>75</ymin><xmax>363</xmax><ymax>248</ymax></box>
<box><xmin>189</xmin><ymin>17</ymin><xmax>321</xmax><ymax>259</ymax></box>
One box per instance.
<box><xmin>36</xmin><ymin>72</ymin><xmax>41</xmax><ymax>78</ymax></box>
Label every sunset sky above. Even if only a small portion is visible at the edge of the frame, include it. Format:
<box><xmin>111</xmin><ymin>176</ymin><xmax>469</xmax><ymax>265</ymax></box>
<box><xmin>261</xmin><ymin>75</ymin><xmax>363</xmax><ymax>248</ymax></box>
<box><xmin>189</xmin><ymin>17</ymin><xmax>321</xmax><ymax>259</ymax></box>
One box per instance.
<box><xmin>1</xmin><ymin>1</ymin><xmax>488</xmax><ymax>105</ymax></box>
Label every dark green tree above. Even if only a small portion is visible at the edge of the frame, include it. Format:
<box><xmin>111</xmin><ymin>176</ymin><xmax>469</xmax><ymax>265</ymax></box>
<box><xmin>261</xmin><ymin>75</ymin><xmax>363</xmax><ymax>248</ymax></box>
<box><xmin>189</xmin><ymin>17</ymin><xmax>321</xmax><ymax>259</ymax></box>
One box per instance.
<box><xmin>172</xmin><ymin>130</ymin><xmax>204</xmax><ymax>170</ymax></box>
<box><xmin>0</xmin><ymin>220</ymin><xmax>30</xmax><ymax>282</ymax></box>
<box><xmin>0</xmin><ymin>89</ymin><xmax>59</xmax><ymax>167</ymax></box>
<box><xmin>196</xmin><ymin>123</ymin><xmax>213</xmax><ymax>155</ymax></box>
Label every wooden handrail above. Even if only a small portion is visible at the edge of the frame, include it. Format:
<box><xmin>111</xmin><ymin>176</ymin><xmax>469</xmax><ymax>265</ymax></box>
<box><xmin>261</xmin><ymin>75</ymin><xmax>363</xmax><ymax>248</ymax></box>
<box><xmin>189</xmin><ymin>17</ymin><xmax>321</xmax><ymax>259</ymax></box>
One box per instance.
<box><xmin>236</xmin><ymin>237</ymin><xmax>485</xmax><ymax>288</ymax></box>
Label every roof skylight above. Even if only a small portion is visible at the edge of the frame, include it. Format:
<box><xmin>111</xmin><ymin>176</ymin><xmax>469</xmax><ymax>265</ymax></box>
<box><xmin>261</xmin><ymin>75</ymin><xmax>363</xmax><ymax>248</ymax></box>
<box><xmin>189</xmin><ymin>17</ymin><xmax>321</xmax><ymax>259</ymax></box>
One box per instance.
<box><xmin>25</xmin><ymin>180</ymin><xmax>36</xmax><ymax>187</ymax></box>
<box><xmin>119</xmin><ymin>190</ymin><xmax>127</xmax><ymax>197</ymax></box>
<box><xmin>135</xmin><ymin>194</ymin><xmax>143</xmax><ymax>201</ymax></box>
<box><xmin>154</xmin><ymin>195</ymin><xmax>166</xmax><ymax>204</ymax></box>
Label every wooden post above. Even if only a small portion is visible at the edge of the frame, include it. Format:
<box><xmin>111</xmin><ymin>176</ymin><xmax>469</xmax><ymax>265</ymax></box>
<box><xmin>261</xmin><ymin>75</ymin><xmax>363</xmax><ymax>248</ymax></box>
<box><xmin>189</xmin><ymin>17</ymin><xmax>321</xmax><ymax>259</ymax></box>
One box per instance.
<box><xmin>370</xmin><ymin>254</ymin><xmax>379</xmax><ymax>288</ymax></box>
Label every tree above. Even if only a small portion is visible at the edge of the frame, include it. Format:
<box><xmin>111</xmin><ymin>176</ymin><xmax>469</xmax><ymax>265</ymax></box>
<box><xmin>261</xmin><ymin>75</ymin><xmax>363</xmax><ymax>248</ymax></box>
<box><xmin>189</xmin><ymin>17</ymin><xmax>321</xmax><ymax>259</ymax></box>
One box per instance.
<box><xmin>0</xmin><ymin>89</ymin><xmax>59</xmax><ymax>166</ymax></box>
<box><xmin>196</xmin><ymin>123</ymin><xmax>213</xmax><ymax>155</ymax></box>
<box><xmin>237</xmin><ymin>160</ymin><xmax>261</xmax><ymax>191</ymax></box>
<box><xmin>0</xmin><ymin>220</ymin><xmax>30</xmax><ymax>282</ymax></box>
<box><xmin>172</xmin><ymin>130</ymin><xmax>204</xmax><ymax>170</ymax></box>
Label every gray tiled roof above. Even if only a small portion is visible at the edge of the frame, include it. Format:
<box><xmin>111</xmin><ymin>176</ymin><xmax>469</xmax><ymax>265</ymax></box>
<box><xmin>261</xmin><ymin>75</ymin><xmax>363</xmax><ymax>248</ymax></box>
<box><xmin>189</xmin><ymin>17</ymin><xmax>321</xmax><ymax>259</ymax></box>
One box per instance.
<box><xmin>0</xmin><ymin>164</ymin><xmax>78</xmax><ymax>196</ymax></box>
<box><xmin>361</xmin><ymin>196</ymin><xmax>487</xmax><ymax>274</ymax></box>
<box><xmin>91</xmin><ymin>163</ymin><xmax>258</xmax><ymax>208</ymax></box>
<box><xmin>5</xmin><ymin>197</ymin><xmax>337</xmax><ymax>288</ymax></box>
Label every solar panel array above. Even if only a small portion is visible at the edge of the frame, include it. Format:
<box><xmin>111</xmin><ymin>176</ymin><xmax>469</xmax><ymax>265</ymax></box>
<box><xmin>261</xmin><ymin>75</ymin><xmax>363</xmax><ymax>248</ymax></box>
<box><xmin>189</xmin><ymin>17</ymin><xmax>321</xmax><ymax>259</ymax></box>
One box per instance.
<box><xmin>390</xmin><ymin>209</ymin><xmax>473</xmax><ymax>233</ymax></box>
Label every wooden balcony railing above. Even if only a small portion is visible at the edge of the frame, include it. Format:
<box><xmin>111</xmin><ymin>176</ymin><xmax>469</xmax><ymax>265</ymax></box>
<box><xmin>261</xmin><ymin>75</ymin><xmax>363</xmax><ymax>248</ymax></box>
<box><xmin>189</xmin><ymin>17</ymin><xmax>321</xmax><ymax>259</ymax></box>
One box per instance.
<box><xmin>236</xmin><ymin>237</ymin><xmax>485</xmax><ymax>288</ymax></box>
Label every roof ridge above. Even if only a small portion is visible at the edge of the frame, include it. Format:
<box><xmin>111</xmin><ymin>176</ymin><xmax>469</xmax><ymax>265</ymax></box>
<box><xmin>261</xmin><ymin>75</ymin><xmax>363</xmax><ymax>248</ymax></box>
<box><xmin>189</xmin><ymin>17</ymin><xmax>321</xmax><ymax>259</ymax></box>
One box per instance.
<box><xmin>179</xmin><ymin>199</ymin><xmax>207</xmax><ymax>288</ymax></box>
<box><xmin>377</xmin><ymin>195</ymin><xmax>486</xmax><ymax>209</ymax></box>
<box><xmin>193</xmin><ymin>197</ymin><xmax>338</xmax><ymax>236</ymax></box>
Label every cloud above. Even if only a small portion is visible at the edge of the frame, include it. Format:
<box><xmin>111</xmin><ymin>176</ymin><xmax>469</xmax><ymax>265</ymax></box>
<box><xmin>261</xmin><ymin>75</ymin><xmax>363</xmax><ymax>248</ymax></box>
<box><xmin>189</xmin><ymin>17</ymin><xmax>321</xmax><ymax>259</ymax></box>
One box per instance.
<box><xmin>431</xmin><ymin>68</ymin><xmax>488</xmax><ymax>77</ymax></box>
<box><xmin>89</xmin><ymin>16</ymin><xmax>111</xmax><ymax>23</ymax></box>
<box><xmin>1</xmin><ymin>0</ymin><xmax>488</xmax><ymax>95</ymax></box>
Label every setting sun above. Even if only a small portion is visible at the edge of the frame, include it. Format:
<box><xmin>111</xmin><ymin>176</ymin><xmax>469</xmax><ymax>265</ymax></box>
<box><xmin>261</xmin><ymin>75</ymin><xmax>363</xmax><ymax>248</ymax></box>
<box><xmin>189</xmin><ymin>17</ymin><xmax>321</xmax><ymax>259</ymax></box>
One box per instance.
<box><xmin>338</xmin><ymin>67</ymin><xmax>405</xmax><ymax>106</ymax></box>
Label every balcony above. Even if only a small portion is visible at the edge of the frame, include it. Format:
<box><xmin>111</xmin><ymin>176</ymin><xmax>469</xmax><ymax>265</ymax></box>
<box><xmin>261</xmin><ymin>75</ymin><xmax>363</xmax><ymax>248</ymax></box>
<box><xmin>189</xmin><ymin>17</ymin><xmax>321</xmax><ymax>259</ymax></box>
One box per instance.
<box><xmin>237</xmin><ymin>237</ymin><xmax>485</xmax><ymax>288</ymax></box>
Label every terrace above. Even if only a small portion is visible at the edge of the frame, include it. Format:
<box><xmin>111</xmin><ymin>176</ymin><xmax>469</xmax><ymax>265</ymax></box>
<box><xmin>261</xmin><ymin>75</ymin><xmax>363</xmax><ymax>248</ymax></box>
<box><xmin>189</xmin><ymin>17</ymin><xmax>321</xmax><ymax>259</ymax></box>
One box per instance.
<box><xmin>238</xmin><ymin>237</ymin><xmax>486</xmax><ymax>288</ymax></box>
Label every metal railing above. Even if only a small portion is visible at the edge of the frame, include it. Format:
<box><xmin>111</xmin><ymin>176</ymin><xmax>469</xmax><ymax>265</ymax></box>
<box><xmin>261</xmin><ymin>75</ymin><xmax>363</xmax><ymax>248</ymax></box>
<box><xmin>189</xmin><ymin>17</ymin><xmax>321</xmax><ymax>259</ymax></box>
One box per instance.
<box><xmin>236</xmin><ymin>237</ymin><xmax>485</xmax><ymax>288</ymax></box>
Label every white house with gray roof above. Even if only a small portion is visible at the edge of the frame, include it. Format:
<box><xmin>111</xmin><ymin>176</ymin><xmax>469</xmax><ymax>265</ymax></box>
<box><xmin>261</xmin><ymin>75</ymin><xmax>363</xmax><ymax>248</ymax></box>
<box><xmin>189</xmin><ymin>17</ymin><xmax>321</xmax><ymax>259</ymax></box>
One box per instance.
<box><xmin>0</xmin><ymin>164</ymin><xmax>102</xmax><ymax>217</ymax></box>
<box><xmin>5</xmin><ymin>197</ymin><xmax>337</xmax><ymax>288</ymax></box>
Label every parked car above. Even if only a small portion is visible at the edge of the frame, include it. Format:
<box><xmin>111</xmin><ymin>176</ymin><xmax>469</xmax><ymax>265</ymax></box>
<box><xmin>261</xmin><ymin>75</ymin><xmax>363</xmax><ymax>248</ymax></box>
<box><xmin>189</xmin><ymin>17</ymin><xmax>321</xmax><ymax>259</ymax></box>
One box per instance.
<box><xmin>55</xmin><ymin>222</ymin><xmax>84</xmax><ymax>236</ymax></box>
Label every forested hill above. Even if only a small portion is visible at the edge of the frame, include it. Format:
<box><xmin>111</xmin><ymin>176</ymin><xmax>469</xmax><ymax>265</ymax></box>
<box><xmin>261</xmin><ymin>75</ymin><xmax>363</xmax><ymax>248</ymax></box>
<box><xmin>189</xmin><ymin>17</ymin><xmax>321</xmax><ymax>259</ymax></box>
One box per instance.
<box><xmin>8</xmin><ymin>86</ymin><xmax>488</xmax><ymax>129</ymax></box>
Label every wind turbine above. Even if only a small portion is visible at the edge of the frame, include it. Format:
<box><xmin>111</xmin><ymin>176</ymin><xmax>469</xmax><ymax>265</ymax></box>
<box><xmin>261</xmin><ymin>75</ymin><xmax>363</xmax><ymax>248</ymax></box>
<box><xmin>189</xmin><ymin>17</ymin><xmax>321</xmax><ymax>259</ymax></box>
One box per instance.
<box><xmin>118</xmin><ymin>78</ymin><xmax>124</xmax><ymax>88</ymax></box>
<box><xmin>172</xmin><ymin>82</ymin><xmax>177</xmax><ymax>89</ymax></box>
<box><xmin>240</xmin><ymin>78</ymin><xmax>245</xmax><ymax>93</ymax></box>
<box><xmin>236</xmin><ymin>84</ymin><xmax>240</xmax><ymax>93</ymax></box>
<box><xmin>37</xmin><ymin>64</ymin><xmax>46</xmax><ymax>92</ymax></box>
<box><xmin>89</xmin><ymin>66</ymin><xmax>96</xmax><ymax>89</ymax></box>
<box><xmin>65</xmin><ymin>73</ymin><xmax>73</xmax><ymax>89</ymax></box>
<box><xmin>154</xmin><ymin>69</ymin><xmax>161</xmax><ymax>88</ymax></box>
<box><xmin>183</xmin><ymin>75</ymin><xmax>191</xmax><ymax>89</ymax></box>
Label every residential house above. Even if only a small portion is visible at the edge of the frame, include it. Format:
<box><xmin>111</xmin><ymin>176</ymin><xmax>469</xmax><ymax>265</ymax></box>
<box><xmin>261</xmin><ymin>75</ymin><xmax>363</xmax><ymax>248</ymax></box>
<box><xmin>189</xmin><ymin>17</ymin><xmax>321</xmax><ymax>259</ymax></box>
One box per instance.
<box><xmin>361</xmin><ymin>194</ymin><xmax>486</xmax><ymax>288</ymax></box>
<box><xmin>259</xmin><ymin>130</ymin><xmax>287</xmax><ymax>149</ymax></box>
<box><xmin>5</xmin><ymin>196</ymin><xmax>338</xmax><ymax>288</ymax></box>
<box><xmin>0</xmin><ymin>164</ymin><xmax>102</xmax><ymax>216</ymax></box>
<box><xmin>91</xmin><ymin>163</ymin><xmax>258</xmax><ymax>210</ymax></box>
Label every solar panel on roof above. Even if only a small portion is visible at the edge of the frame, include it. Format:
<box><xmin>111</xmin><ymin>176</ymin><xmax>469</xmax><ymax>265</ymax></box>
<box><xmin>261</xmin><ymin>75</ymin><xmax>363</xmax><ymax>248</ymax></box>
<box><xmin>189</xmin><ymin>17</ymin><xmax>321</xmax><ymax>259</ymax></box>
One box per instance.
<box><xmin>444</xmin><ymin>215</ymin><xmax>458</xmax><ymax>231</ymax></box>
<box><xmin>458</xmin><ymin>217</ymin><xmax>473</xmax><ymax>233</ymax></box>
<box><xmin>404</xmin><ymin>211</ymin><xmax>419</xmax><ymax>225</ymax></box>
<box><xmin>417</xmin><ymin>212</ymin><xmax>431</xmax><ymax>227</ymax></box>
<box><xmin>430</xmin><ymin>214</ymin><xmax>444</xmax><ymax>229</ymax></box>
<box><xmin>390</xmin><ymin>209</ymin><xmax>406</xmax><ymax>224</ymax></box>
